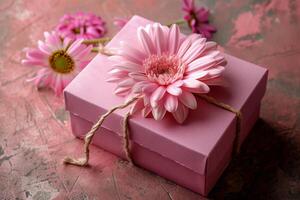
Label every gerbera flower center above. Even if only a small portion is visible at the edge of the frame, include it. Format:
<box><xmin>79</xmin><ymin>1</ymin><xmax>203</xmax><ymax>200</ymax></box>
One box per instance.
<box><xmin>72</xmin><ymin>26</ymin><xmax>87</xmax><ymax>34</ymax></box>
<box><xmin>143</xmin><ymin>54</ymin><xmax>186</xmax><ymax>85</ymax></box>
<box><xmin>72</xmin><ymin>27</ymin><xmax>81</xmax><ymax>34</ymax></box>
<box><xmin>49</xmin><ymin>50</ymin><xmax>74</xmax><ymax>74</ymax></box>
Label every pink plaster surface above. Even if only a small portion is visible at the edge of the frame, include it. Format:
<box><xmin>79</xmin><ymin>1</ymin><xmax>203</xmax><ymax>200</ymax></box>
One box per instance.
<box><xmin>0</xmin><ymin>0</ymin><xmax>300</xmax><ymax>199</ymax></box>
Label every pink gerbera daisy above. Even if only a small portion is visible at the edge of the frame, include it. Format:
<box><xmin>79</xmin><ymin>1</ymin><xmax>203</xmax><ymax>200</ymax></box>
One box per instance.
<box><xmin>22</xmin><ymin>31</ymin><xmax>92</xmax><ymax>96</ymax></box>
<box><xmin>107</xmin><ymin>23</ymin><xmax>226</xmax><ymax>123</ymax></box>
<box><xmin>56</xmin><ymin>12</ymin><xmax>106</xmax><ymax>40</ymax></box>
<box><xmin>182</xmin><ymin>0</ymin><xmax>216</xmax><ymax>39</ymax></box>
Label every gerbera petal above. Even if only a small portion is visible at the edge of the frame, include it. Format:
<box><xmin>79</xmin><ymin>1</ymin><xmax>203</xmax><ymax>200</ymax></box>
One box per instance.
<box><xmin>67</xmin><ymin>39</ymin><xmax>84</xmax><ymax>55</ymax></box>
<box><xmin>86</xmin><ymin>27</ymin><xmax>100</xmax><ymax>37</ymax></box>
<box><xmin>38</xmin><ymin>40</ymin><xmax>52</xmax><ymax>55</ymax></box>
<box><xmin>117</xmin><ymin>78</ymin><xmax>135</xmax><ymax>87</ymax></box>
<box><xmin>143</xmin><ymin>82</ymin><xmax>158</xmax><ymax>94</ymax></box>
<box><xmin>204</xmin><ymin>41</ymin><xmax>217</xmax><ymax>52</ymax></box>
<box><xmin>130</xmin><ymin>98</ymin><xmax>145</xmax><ymax>115</ymax></box>
<box><xmin>144</xmin><ymin>24</ymin><xmax>155</xmax><ymax>41</ymax></box>
<box><xmin>150</xmin><ymin>86</ymin><xmax>166</xmax><ymax>107</ymax></box>
<box><xmin>183</xmin><ymin>79</ymin><xmax>210</xmax><ymax>93</ymax></box>
<box><xmin>164</xmin><ymin>95</ymin><xmax>178</xmax><ymax>112</ymax></box>
<box><xmin>70</xmin><ymin>45</ymin><xmax>89</xmax><ymax>58</ymax></box>
<box><xmin>106</xmin><ymin>76</ymin><xmax>126</xmax><ymax>83</ymax></box>
<box><xmin>128</xmin><ymin>72</ymin><xmax>148</xmax><ymax>81</ymax></box>
<box><xmin>196</xmin><ymin>7</ymin><xmax>209</xmax><ymax>22</ymax></box>
<box><xmin>173</xmin><ymin>80</ymin><xmax>184</xmax><ymax>87</ymax></box>
<box><xmin>188</xmin><ymin>33</ymin><xmax>203</xmax><ymax>43</ymax></box>
<box><xmin>184</xmin><ymin>70</ymin><xmax>208</xmax><ymax>79</ymax></box>
<box><xmin>112</xmin><ymin>61</ymin><xmax>143</xmax><ymax>72</ymax></box>
<box><xmin>168</xmin><ymin>24</ymin><xmax>180</xmax><ymax>54</ymax></box>
<box><xmin>186</xmin><ymin>53</ymin><xmax>219</xmax><ymax>73</ymax></box>
<box><xmin>44</xmin><ymin>32</ymin><xmax>61</xmax><ymax>50</ymax></box>
<box><xmin>119</xmin><ymin>41</ymin><xmax>147</xmax><ymax>64</ymax></box>
<box><xmin>73</xmin><ymin>44</ymin><xmax>93</xmax><ymax>59</ymax></box>
<box><xmin>21</xmin><ymin>59</ymin><xmax>48</xmax><ymax>67</ymax></box>
<box><xmin>137</xmin><ymin>27</ymin><xmax>155</xmax><ymax>55</ymax></box>
<box><xmin>153</xmin><ymin>23</ymin><xmax>165</xmax><ymax>55</ymax></box>
<box><xmin>178</xmin><ymin>91</ymin><xmax>197</xmax><ymax>109</ymax></box>
<box><xmin>25</xmin><ymin>48</ymin><xmax>47</xmax><ymax>60</ymax></box>
<box><xmin>198</xmin><ymin>66</ymin><xmax>225</xmax><ymax>81</ymax></box>
<box><xmin>182</xmin><ymin>38</ymin><xmax>206</xmax><ymax>64</ymax></box>
<box><xmin>177</xmin><ymin>36</ymin><xmax>192</xmax><ymax>58</ymax></box>
<box><xmin>108</xmin><ymin>68</ymin><xmax>126</xmax><ymax>76</ymax></box>
<box><xmin>205</xmin><ymin>66</ymin><xmax>225</xmax><ymax>77</ymax></box>
<box><xmin>131</xmin><ymin>81</ymin><xmax>148</xmax><ymax>94</ymax></box>
<box><xmin>152</xmin><ymin>103</ymin><xmax>167</xmax><ymax>120</ymax></box>
<box><xmin>202</xmin><ymin>50</ymin><xmax>224</xmax><ymax>59</ymax></box>
<box><xmin>172</xmin><ymin>103</ymin><xmax>189</xmax><ymax>124</ymax></box>
<box><xmin>53</xmin><ymin>74</ymin><xmax>64</xmax><ymax>96</ymax></box>
<box><xmin>187</xmin><ymin>56</ymin><xmax>214</xmax><ymax>72</ymax></box>
<box><xmin>162</xmin><ymin>26</ymin><xmax>170</xmax><ymax>38</ymax></box>
<box><xmin>114</xmin><ymin>86</ymin><xmax>131</xmax><ymax>96</ymax></box>
<box><xmin>167</xmin><ymin>84</ymin><xmax>182</xmax><ymax>96</ymax></box>
<box><xmin>183</xmin><ymin>78</ymin><xmax>204</xmax><ymax>88</ymax></box>
<box><xmin>142</xmin><ymin>105</ymin><xmax>152</xmax><ymax>117</ymax></box>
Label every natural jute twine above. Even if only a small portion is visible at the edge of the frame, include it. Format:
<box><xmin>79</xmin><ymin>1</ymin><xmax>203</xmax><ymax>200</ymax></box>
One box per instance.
<box><xmin>63</xmin><ymin>96</ymin><xmax>139</xmax><ymax>166</ymax></box>
<box><xmin>63</xmin><ymin>93</ymin><xmax>242</xmax><ymax>166</ymax></box>
<box><xmin>123</xmin><ymin>110</ymin><xmax>133</xmax><ymax>164</ymax></box>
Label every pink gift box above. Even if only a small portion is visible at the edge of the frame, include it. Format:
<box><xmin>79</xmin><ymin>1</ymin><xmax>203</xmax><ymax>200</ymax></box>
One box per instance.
<box><xmin>64</xmin><ymin>16</ymin><xmax>268</xmax><ymax>196</ymax></box>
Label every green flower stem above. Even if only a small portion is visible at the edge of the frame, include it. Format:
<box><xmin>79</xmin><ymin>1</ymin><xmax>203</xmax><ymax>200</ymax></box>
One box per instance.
<box><xmin>82</xmin><ymin>37</ymin><xmax>112</xmax><ymax>45</ymax></box>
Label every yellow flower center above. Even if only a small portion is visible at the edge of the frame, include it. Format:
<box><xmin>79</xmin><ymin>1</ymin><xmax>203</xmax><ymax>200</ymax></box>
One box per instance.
<box><xmin>49</xmin><ymin>50</ymin><xmax>74</xmax><ymax>74</ymax></box>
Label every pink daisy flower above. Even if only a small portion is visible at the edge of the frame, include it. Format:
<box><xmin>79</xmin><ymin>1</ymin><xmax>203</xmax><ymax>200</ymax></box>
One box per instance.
<box><xmin>113</xmin><ymin>17</ymin><xmax>129</xmax><ymax>29</ymax></box>
<box><xmin>182</xmin><ymin>0</ymin><xmax>216</xmax><ymax>39</ymax></box>
<box><xmin>56</xmin><ymin>12</ymin><xmax>106</xmax><ymax>40</ymax></box>
<box><xmin>107</xmin><ymin>23</ymin><xmax>226</xmax><ymax>123</ymax></box>
<box><xmin>22</xmin><ymin>31</ymin><xmax>92</xmax><ymax>96</ymax></box>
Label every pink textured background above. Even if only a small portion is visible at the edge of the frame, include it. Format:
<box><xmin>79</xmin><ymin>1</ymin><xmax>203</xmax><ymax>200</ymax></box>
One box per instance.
<box><xmin>0</xmin><ymin>0</ymin><xmax>299</xmax><ymax>199</ymax></box>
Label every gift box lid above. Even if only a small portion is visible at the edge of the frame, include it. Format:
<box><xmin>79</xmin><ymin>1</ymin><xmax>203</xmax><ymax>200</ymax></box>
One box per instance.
<box><xmin>64</xmin><ymin>15</ymin><xmax>268</xmax><ymax>176</ymax></box>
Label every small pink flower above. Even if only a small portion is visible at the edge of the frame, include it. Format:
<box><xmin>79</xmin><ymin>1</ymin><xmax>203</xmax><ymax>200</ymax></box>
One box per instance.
<box><xmin>113</xmin><ymin>17</ymin><xmax>129</xmax><ymax>29</ymax></box>
<box><xmin>56</xmin><ymin>12</ymin><xmax>106</xmax><ymax>40</ymax></box>
<box><xmin>182</xmin><ymin>0</ymin><xmax>216</xmax><ymax>39</ymax></box>
<box><xmin>22</xmin><ymin>31</ymin><xmax>92</xmax><ymax>96</ymax></box>
<box><xmin>108</xmin><ymin>23</ymin><xmax>226</xmax><ymax>123</ymax></box>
